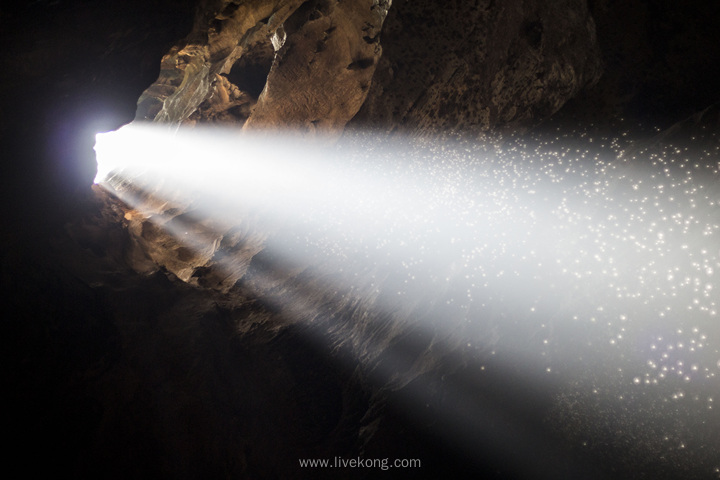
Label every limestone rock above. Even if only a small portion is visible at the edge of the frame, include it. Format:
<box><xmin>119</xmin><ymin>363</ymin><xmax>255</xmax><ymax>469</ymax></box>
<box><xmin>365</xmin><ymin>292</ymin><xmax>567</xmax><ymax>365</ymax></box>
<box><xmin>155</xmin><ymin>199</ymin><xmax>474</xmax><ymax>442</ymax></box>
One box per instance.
<box><xmin>244</xmin><ymin>0</ymin><xmax>390</xmax><ymax>133</ymax></box>
<box><xmin>352</xmin><ymin>0</ymin><xmax>603</xmax><ymax>135</ymax></box>
<box><xmin>135</xmin><ymin>0</ymin><xmax>389</xmax><ymax>134</ymax></box>
<box><xmin>134</xmin><ymin>0</ymin><xmax>306</xmax><ymax>125</ymax></box>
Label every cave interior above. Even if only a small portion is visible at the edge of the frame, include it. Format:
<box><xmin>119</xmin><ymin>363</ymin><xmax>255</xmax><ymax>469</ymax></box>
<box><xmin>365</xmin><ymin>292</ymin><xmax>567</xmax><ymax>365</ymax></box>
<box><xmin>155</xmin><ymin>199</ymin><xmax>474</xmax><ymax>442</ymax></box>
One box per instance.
<box><xmin>1</xmin><ymin>1</ymin><xmax>720</xmax><ymax>479</ymax></box>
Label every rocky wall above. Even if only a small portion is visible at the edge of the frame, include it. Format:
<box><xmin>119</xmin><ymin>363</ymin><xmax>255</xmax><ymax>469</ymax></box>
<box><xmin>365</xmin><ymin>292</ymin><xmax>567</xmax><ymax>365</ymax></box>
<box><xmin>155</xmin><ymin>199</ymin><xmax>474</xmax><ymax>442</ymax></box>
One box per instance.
<box><xmin>352</xmin><ymin>0</ymin><xmax>603</xmax><ymax>135</ymax></box>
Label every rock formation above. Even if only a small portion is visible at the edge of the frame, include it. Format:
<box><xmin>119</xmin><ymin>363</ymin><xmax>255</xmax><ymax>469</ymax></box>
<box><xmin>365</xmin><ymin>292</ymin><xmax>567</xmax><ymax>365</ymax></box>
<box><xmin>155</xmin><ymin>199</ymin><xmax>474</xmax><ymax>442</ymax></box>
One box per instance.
<box><xmin>109</xmin><ymin>0</ymin><xmax>605</xmax><ymax>291</ymax></box>
<box><xmin>136</xmin><ymin>0</ymin><xmax>602</xmax><ymax>136</ymax></box>
<box><xmin>135</xmin><ymin>0</ymin><xmax>391</xmax><ymax>134</ymax></box>
<box><xmin>353</xmin><ymin>0</ymin><xmax>603</xmax><ymax>135</ymax></box>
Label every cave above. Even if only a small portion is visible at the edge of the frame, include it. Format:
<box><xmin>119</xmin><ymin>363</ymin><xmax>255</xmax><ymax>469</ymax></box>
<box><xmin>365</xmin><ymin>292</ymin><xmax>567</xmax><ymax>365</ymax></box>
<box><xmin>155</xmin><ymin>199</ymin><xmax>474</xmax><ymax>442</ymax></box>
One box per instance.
<box><xmin>2</xmin><ymin>1</ymin><xmax>719</xmax><ymax>479</ymax></box>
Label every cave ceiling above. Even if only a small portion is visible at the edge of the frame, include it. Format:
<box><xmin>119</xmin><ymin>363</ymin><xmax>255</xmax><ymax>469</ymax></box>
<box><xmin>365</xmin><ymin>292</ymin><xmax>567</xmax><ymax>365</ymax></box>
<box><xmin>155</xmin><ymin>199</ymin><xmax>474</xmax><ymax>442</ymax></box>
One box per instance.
<box><xmin>133</xmin><ymin>0</ymin><xmax>603</xmax><ymax>135</ymax></box>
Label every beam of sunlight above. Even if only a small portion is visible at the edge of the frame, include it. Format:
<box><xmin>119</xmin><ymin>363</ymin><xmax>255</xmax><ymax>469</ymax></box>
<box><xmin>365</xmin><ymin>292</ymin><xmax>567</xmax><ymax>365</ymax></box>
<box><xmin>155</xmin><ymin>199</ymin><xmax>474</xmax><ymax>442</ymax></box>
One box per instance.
<box><xmin>95</xmin><ymin>123</ymin><xmax>720</xmax><ymax>475</ymax></box>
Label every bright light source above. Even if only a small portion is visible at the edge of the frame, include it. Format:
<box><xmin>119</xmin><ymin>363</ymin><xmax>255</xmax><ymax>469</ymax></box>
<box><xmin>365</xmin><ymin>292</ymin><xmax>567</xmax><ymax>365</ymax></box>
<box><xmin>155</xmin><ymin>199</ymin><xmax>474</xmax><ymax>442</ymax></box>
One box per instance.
<box><xmin>94</xmin><ymin>123</ymin><xmax>720</xmax><ymax>474</ymax></box>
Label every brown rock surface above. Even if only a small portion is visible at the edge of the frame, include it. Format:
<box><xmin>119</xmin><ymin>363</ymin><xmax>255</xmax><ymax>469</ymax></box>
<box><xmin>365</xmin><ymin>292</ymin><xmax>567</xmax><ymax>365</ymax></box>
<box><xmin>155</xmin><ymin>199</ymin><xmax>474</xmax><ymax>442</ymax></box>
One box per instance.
<box><xmin>243</xmin><ymin>0</ymin><xmax>389</xmax><ymax>133</ymax></box>
<box><xmin>137</xmin><ymin>0</ymin><xmax>602</xmax><ymax>136</ymax></box>
<box><xmin>352</xmin><ymin>0</ymin><xmax>603</xmax><ymax>135</ymax></box>
<box><xmin>135</xmin><ymin>0</ymin><xmax>389</xmax><ymax>135</ymax></box>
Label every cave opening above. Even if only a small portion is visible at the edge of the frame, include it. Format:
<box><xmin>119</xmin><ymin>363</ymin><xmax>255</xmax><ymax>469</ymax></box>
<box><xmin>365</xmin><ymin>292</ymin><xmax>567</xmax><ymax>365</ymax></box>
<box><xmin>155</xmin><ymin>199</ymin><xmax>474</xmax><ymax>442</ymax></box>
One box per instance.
<box><xmin>225</xmin><ymin>39</ymin><xmax>275</xmax><ymax>100</ymax></box>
